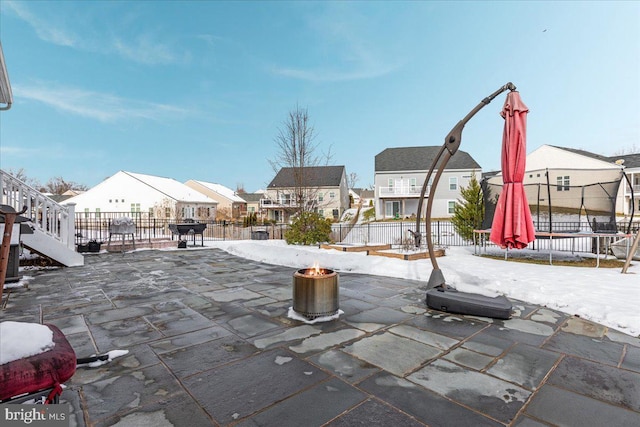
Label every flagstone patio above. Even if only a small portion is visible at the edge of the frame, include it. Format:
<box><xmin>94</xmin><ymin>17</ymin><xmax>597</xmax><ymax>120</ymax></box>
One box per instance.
<box><xmin>3</xmin><ymin>248</ymin><xmax>639</xmax><ymax>426</ymax></box>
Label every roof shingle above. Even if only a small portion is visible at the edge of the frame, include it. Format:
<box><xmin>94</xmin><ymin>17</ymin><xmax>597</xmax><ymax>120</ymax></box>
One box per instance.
<box><xmin>375</xmin><ymin>146</ymin><xmax>480</xmax><ymax>172</ymax></box>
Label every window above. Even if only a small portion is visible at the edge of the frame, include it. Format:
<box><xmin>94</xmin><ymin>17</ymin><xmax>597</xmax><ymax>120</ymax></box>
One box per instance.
<box><xmin>148</xmin><ymin>208</ymin><xmax>154</xmax><ymax>218</ymax></box>
<box><xmin>329</xmin><ymin>192</ymin><xmax>335</xmax><ymax>198</ymax></box>
<box><xmin>556</xmin><ymin>176</ymin><xmax>570</xmax><ymax>191</ymax></box>
<box><xmin>318</xmin><ymin>193</ymin><xmax>324</xmax><ymax>202</ymax></box>
<box><xmin>388</xmin><ymin>178</ymin><xmax>394</xmax><ymax>190</ymax></box>
<box><xmin>449</xmin><ymin>177</ymin><xmax>457</xmax><ymax>191</ymax></box>
<box><xmin>248</xmin><ymin>206</ymin><xmax>255</xmax><ymax>213</ymax></box>
<box><xmin>333</xmin><ymin>209</ymin><xmax>339</xmax><ymax>219</ymax></box>
<box><xmin>131</xmin><ymin>203</ymin><xmax>140</xmax><ymax>213</ymax></box>
<box><xmin>95</xmin><ymin>208</ymin><xmax>101</xmax><ymax>219</ymax></box>
<box><xmin>318</xmin><ymin>209</ymin><xmax>324</xmax><ymax>217</ymax></box>
<box><xmin>109</xmin><ymin>199</ymin><xmax>112</xmax><ymax>203</ymax></box>
<box><xmin>410</xmin><ymin>178</ymin><xmax>417</xmax><ymax>191</ymax></box>
<box><xmin>448</xmin><ymin>201</ymin><xmax>456</xmax><ymax>215</ymax></box>
<box><xmin>165</xmin><ymin>207</ymin><xmax>171</xmax><ymax>218</ymax></box>
<box><xmin>84</xmin><ymin>208</ymin><xmax>89</xmax><ymax>218</ymax></box>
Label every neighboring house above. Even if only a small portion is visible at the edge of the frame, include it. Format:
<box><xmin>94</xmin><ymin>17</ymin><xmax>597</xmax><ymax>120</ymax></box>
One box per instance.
<box><xmin>47</xmin><ymin>189</ymin><xmax>83</xmax><ymax>204</ymax></box>
<box><xmin>261</xmin><ymin>166</ymin><xmax>349</xmax><ymax>222</ymax></box>
<box><xmin>240</xmin><ymin>191</ymin><xmax>266</xmax><ymax>221</ymax></box>
<box><xmin>374</xmin><ymin>146</ymin><xmax>482</xmax><ymax>219</ymax></box>
<box><xmin>488</xmin><ymin>145</ymin><xmax>640</xmax><ymax>227</ymax></box>
<box><xmin>608</xmin><ymin>152</ymin><xmax>640</xmax><ymax>217</ymax></box>
<box><xmin>185</xmin><ymin>180</ymin><xmax>247</xmax><ymax>220</ymax></box>
<box><xmin>350</xmin><ymin>188</ymin><xmax>375</xmax><ymax>208</ymax></box>
<box><xmin>486</xmin><ymin>145</ymin><xmax>625</xmax><ymax>216</ymax></box>
<box><xmin>64</xmin><ymin>171</ymin><xmax>217</xmax><ymax>221</ymax></box>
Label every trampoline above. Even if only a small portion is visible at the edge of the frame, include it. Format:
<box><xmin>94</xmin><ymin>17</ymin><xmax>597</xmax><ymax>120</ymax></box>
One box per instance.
<box><xmin>476</xmin><ymin>169</ymin><xmax>636</xmax><ymax>264</ymax></box>
<box><xmin>482</xmin><ymin>169</ymin><xmax>634</xmax><ymax>235</ymax></box>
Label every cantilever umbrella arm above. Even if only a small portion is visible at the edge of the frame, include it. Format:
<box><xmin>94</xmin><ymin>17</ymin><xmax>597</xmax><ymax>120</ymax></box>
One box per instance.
<box><xmin>415</xmin><ymin>82</ymin><xmax>516</xmax><ymax>289</ymax></box>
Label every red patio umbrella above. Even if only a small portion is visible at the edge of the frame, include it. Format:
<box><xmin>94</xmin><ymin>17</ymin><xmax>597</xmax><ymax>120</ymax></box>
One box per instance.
<box><xmin>490</xmin><ymin>91</ymin><xmax>536</xmax><ymax>249</ymax></box>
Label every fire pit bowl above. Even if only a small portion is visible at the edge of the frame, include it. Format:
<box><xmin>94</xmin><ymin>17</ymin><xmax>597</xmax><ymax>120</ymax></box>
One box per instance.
<box><xmin>292</xmin><ymin>267</ymin><xmax>339</xmax><ymax>319</ymax></box>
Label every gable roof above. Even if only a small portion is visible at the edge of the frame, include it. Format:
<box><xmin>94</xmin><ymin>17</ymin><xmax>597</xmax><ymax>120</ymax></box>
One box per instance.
<box><xmin>548</xmin><ymin>145</ymin><xmax>613</xmax><ymax>163</ymax></box>
<box><xmin>527</xmin><ymin>145</ymin><xmax>621</xmax><ymax>171</ymax></box>
<box><xmin>375</xmin><ymin>146</ymin><xmax>480</xmax><ymax>172</ymax></box>
<box><xmin>240</xmin><ymin>192</ymin><xmax>264</xmax><ymax>203</ymax></box>
<box><xmin>608</xmin><ymin>153</ymin><xmax>640</xmax><ymax>169</ymax></box>
<box><xmin>187</xmin><ymin>180</ymin><xmax>246</xmax><ymax>203</ymax></box>
<box><xmin>122</xmin><ymin>172</ymin><xmax>215</xmax><ymax>202</ymax></box>
<box><xmin>268</xmin><ymin>166</ymin><xmax>345</xmax><ymax>188</ymax></box>
<box><xmin>64</xmin><ymin>171</ymin><xmax>217</xmax><ymax>205</ymax></box>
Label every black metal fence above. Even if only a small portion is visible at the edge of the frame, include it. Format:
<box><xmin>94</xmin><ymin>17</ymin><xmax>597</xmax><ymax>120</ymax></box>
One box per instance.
<box><xmin>75</xmin><ymin>212</ymin><xmax>639</xmax><ymax>256</ymax></box>
<box><xmin>74</xmin><ymin>212</ymin><xmax>287</xmax><ymax>245</ymax></box>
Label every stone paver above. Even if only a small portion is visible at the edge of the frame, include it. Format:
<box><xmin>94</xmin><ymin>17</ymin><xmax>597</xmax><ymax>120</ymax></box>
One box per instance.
<box><xmin>3</xmin><ymin>248</ymin><xmax>639</xmax><ymax>426</ymax></box>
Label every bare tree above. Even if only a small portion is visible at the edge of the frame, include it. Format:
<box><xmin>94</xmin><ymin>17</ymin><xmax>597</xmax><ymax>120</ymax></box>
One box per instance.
<box><xmin>44</xmin><ymin>176</ymin><xmax>88</xmax><ymax>195</ymax></box>
<box><xmin>613</xmin><ymin>143</ymin><xmax>639</xmax><ymax>156</ymax></box>
<box><xmin>5</xmin><ymin>168</ymin><xmax>42</xmax><ymax>190</ymax></box>
<box><xmin>269</xmin><ymin>104</ymin><xmax>332</xmax><ymax>213</ymax></box>
<box><xmin>347</xmin><ymin>172</ymin><xmax>359</xmax><ymax>189</ymax></box>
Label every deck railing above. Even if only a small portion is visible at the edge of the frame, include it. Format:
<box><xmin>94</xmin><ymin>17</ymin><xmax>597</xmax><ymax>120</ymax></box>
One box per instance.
<box><xmin>0</xmin><ymin>169</ymin><xmax>76</xmax><ymax>250</ymax></box>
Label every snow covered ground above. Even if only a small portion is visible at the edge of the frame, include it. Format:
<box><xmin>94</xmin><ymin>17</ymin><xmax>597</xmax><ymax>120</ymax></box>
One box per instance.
<box><xmin>208</xmin><ymin>240</ymin><xmax>640</xmax><ymax>338</ymax></box>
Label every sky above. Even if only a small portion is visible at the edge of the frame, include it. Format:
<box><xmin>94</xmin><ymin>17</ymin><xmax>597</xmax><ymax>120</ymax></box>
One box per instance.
<box><xmin>3</xmin><ymin>239</ymin><xmax>638</xmax><ymax>366</ymax></box>
<box><xmin>0</xmin><ymin>1</ymin><xmax>638</xmax><ymax>192</ymax></box>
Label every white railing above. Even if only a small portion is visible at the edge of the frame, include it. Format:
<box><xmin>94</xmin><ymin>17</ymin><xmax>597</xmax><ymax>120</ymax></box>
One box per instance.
<box><xmin>378</xmin><ymin>185</ymin><xmax>429</xmax><ymax>197</ymax></box>
<box><xmin>0</xmin><ymin>170</ymin><xmax>76</xmax><ymax>250</ymax></box>
<box><xmin>260</xmin><ymin>198</ymin><xmax>301</xmax><ymax>208</ymax></box>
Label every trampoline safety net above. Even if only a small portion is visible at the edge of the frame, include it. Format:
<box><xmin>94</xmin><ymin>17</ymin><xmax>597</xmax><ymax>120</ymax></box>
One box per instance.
<box><xmin>481</xmin><ymin>174</ymin><xmax>627</xmax><ymax>234</ymax></box>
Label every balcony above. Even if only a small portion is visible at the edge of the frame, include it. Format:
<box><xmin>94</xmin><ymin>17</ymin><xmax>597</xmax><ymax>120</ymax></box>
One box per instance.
<box><xmin>622</xmin><ymin>184</ymin><xmax>640</xmax><ymax>196</ymax></box>
<box><xmin>378</xmin><ymin>185</ymin><xmax>429</xmax><ymax>198</ymax></box>
<box><xmin>260</xmin><ymin>198</ymin><xmax>301</xmax><ymax>209</ymax></box>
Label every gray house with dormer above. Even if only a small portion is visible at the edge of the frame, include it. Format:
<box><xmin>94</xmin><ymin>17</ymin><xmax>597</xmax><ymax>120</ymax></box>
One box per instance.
<box><xmin>374</xmin><ymin>146</ymin><xmax>481</xmax><ymax>220</ymax></box>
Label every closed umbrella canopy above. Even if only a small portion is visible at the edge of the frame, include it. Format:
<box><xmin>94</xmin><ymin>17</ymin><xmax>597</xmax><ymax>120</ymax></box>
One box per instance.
<box><xmin>490</xmin><ymin>91</ymin><xmax>536</xmax><ymax>249</ymax></box>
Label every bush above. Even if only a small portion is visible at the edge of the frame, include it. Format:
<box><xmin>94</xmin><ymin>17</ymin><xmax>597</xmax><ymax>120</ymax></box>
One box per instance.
<box><xmin>362</xmin><ymin>207</ymin><xmax>375</xmax><ymax>222</ymax></box>
<box><xmin>284</xmin><ymin>211</ymin><xmax>333</xmax><ymax>245</ymax></box>
<box><xmin>243</xmin><ymin>212</ymin><xmax>258</xmax><ymax>227</ymax></box>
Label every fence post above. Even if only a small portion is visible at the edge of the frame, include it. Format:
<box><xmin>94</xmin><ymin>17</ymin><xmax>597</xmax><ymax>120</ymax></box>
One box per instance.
<box><xmin>64</xmin><ymin>203</ymin><xmax>76</xmax><ymax>249</ymax></box>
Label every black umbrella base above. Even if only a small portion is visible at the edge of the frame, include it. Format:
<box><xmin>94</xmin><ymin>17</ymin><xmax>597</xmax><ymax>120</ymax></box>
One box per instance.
<box><xmin>426</xmin><ymin>285</ymin><xmax>512</xmax><ymax>320</ymax></box>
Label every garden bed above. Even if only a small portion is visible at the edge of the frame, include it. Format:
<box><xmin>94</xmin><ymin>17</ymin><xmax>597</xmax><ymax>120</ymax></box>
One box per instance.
<box><xmin>368</xmin><ymin>247</ymin><xmax>445</xmax><ymax>261</ymax></box>
<box><xmin>320</xmin><ymin>243</ymin><xmax>391</xmax><ymax>252</ymax></box>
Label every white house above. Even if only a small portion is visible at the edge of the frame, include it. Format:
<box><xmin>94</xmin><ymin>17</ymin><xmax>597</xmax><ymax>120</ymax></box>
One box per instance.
<box><xmin>64</xmin><ymin>171</ymin><xmax>218</xmax><ymax>221</ymax></box>
<box><xmin>185</xmin><ymin>180</ymin><xmax>247</xmax><ymax>220</ymax></box>
<box><xmin>374</xmin><ymin>146</ymin><xmax>482</xmax><ymax>220</ymax></box>
<box><xmin>607</xmin><ymin>152</ymin><xmax>640</xmax><ymax>218</ymax></box>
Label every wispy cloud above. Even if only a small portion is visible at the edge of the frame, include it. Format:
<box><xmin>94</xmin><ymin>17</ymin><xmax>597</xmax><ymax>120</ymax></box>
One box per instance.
<box><xmin>270</xmin><ymin>63</ymin><xmax>399</xmax><ymax>83</ymax></box>
<box><xmin>5</xmin><ymin>1</ymin><xmax>78</xmax><ymax>47</ymax></box>
<box><xmin>5</xmin><ymin>1</ymin><xmax>187</xmax><ymax>66</ymax></box>
<box><xmin>14</xmin><ymin>82</ymin><xmax>188</xmax><ymax>123</ymax></box>
<box><xmin>111</xmin><ymin>35</ymin><xmax>188</xmax><ymax>66</ymax></box>
<box><xmin>269</xmin><ymin>4</ymin><xmax>403</xmax><ymax>82</ymax></box>
<box><xmin>0</xmin><ymin>146</ymin><xmax>41</xmax><ymax>157</ymax></box>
